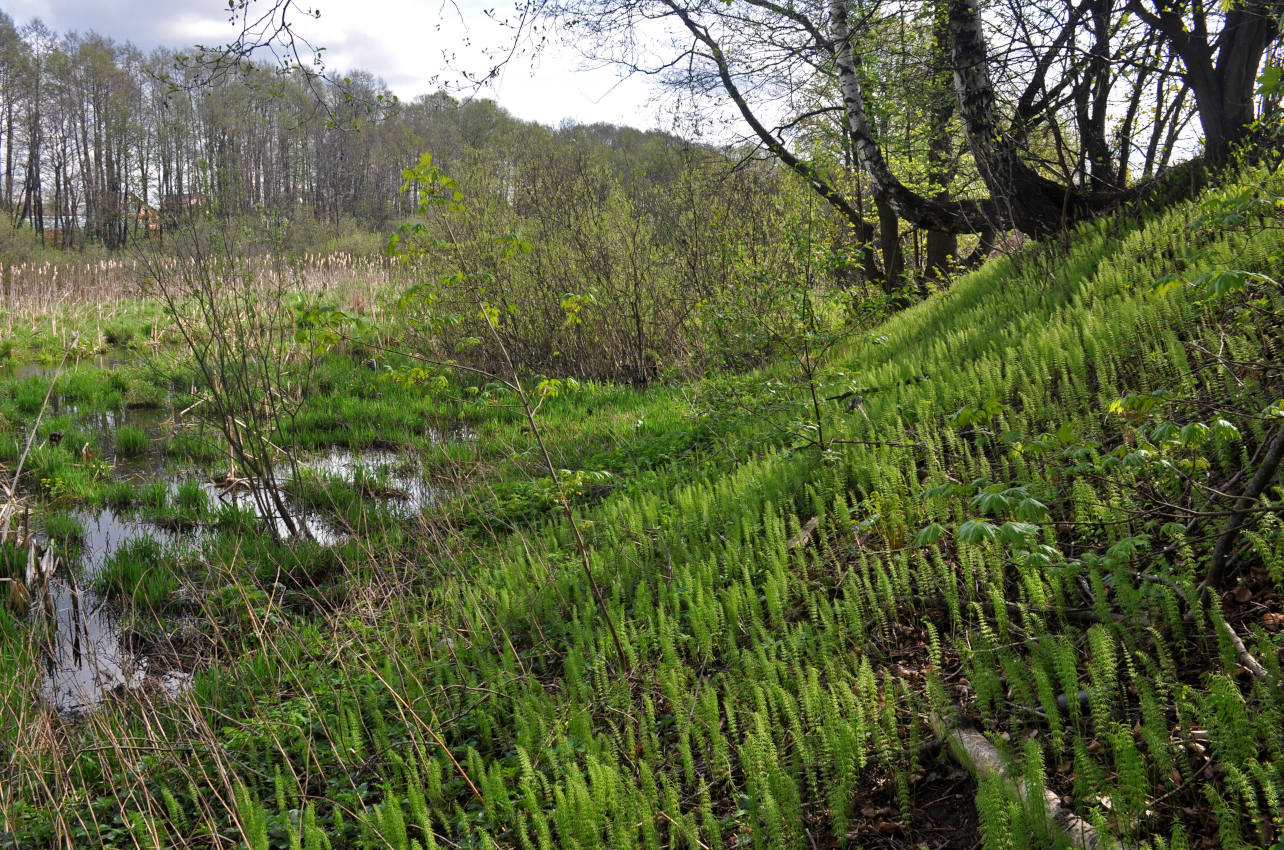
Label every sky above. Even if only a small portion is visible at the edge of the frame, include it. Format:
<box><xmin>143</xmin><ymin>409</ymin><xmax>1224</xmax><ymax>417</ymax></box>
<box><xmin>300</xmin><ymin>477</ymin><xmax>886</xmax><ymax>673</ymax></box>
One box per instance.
<box><xmin>0</xmin><ymin>0</ymin><xmax>674</xmax><ymax>130</ymax></box>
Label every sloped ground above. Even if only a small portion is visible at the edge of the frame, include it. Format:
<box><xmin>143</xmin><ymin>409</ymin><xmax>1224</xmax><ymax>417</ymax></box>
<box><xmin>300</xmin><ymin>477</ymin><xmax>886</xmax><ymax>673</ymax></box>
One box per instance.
<box><xmin>3</xmin><ymin>159</ymin><xmax>1283</xmax><ymax>849</ymax></box>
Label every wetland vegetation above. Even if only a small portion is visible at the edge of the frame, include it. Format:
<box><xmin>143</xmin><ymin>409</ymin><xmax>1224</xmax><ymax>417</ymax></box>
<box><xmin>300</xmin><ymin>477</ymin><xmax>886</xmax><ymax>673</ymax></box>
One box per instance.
<box><xmin>0</xmin><ymin>152</ymin><xmax>1281</xmax><ymax>847</ymax></box>
<box><xmin>2</xmin><ymin>4</ymin><xmax>1284</xmax><ymax>849</ymax></box>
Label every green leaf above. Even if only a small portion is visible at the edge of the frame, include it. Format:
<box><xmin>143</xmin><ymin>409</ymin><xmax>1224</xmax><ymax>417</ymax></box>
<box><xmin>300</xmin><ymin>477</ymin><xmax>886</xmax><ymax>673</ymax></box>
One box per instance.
<box><xmin>1179</xmin><ymin>422</ymin><xmax>1209</xmax><ymax>446</ymax></box>
<box><xmin>1257</xmin><ymin>65</ymin><xmax>1284</xmax><ymax>97</ymax></box>
<box><xmin>1019</xmin><ymin>545</ymin><xmax>1062</xmax><ymax>568</ymax></box>
<box><xmin>957</xmin><ymin>519</ymin><xmax>998</xmax><ymax>545</ymax></box>
<box><xmin>971</xmin><ymin>490</ymin><xmax>1011</xmax><ymax>516</ymax></box>
<box><xmin>914</xmin><ymin>523</ymin><xmax>946</xmax><ymax>546</ymax></box>
<box><xmin>1106</xmin><ymin>534</ymin><xmax>1151</xmax><ymax>562</ymax></box>
<box><xmin>1109</xmin><ymin>392</ymin><xmax>1165</xmax><ymax>417</ymax></box>
<box><xmin>1205</xmin><ymin>270</ymin><xmax>1247</xmax><ymax>297</ymax></box>
<box><xmin>1210</xmin><ymin>419</ymin><xmax>1241</xmax><ymax>441</ymax></box>
<box><xmin>1013</xmin><ymin>497</ymin><xmax>1049</xmax><ymax>522</ymax></box>
<box><xmin>999</xmin><ymin>521</ymin><xmax>1039</xmax><ymax>545</ymax></box>
<box><xmin>1001</xmin><ymin>429</ymin><xmax>1024</xmax><ymax>445</ymax></box>
<box><xmin>1145</xmin><ymin>272</ymin><xmax>1182</xmax><ymax>298</ymax></box>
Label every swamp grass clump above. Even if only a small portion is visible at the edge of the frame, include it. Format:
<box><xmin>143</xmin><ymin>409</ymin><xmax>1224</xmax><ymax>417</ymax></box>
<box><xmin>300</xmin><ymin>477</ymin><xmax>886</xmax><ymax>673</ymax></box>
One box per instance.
<box><xmin>93</xmin><ymin>536</ymin><xmax>177</xmax><ymax>609</ymax></box>
<box><xmin>100</xmin><ymin>319</ymin><xmax>136</xmax><ymax>347</ymax></box>
<box><xmin>213</xmin><ymin>502</ymin><xmax>259</xmax><ymax>536</ymax></box>
<box><xmin>166</xmin><ymin>428</ymin><xmax>224</xmax><ymax>464</ymax></box>
<box><xmin>12</xmin><ymin>376</ymin><xmax>47</xmax><ymax>415</ymax></box>
<box><xmin>114</xmin><ymin>424</ymin><xmax>148</xmax><ymax>458</ymax></box>
<box><xmin>40</xmin><ymin>512</ymin><xmax>83</xmax><ymax>548</ymax></box>
<box><xmin>289</xmin><ymin>473</ymin><xmax>363</xmax><ymax>527</ymax></box>
<box><xmin>0</xmin><ymin>543</ymin><xmax>29</xmax><ymax>617</ymax></box>
<box><xmin>102</xmin><ymin>479</ymin><xmax>136</xmax><ymax>510</ymax></box>
<box><xmin>0</xmin><ymin>541</ymin><xmax>25</xmax><ymax>587</ymax></box>
<box><xmin>138</xmin><ymin>481</ymin><xmax>167</xmax><ymax>514</ymax></box>
<box><xmin>174</xmin><ymin>479</ymin><xmax>209</xmax><ymax>521</ymax></box>
<box><xmin>26</xmin><ymin>448</ymin><xmax>98</xmax><ymax>503</ymax></box>
<box><xmin>0</xmin><ymin>433</ymin><xmax>17</xmax><ymax>465</ymax></box>
<box><xmin>121</xmin><ymin>379</ymin><xmax>166</xmax><ymax>410</ymax></box>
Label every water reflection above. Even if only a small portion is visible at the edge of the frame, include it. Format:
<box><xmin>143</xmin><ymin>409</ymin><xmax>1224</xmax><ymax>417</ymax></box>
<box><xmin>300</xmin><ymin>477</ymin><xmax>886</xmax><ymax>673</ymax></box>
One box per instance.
<box><xmin>38</xmin><ymin>508</ymin><xmax>183</xmax><ymax>715</ymax></box>
<box><xmin>32</xmin><ymin>444</ymin><xmax>449</xmax><ymax>715</ymax></box>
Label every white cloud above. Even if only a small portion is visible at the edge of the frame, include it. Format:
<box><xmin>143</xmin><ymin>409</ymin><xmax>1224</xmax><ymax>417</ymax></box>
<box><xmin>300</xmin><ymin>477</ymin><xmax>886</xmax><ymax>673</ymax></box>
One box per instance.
<box><xmin>7</xmin><ymin>0</ymin><xmax>670</xmax><ymax>129</ymax></box>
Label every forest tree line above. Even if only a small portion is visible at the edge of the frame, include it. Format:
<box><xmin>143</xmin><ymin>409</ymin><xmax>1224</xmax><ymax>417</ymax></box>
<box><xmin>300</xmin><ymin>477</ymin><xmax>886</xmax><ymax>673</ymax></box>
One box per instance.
<box><xmin>0</xmin><ymin>12</ymin><xmax>795</xmax><ymax>264</ymax></box>
<box><xmin>2</xmin><ymin>12</ymin><xmax>848</xmax><ymax>385</ymax></box>
<box><xmin>4</xmin><ymin>0</ymin><xmax>1282</xmax><ymax>302</ymax></box>
<box><xmin>0</xmin><ymin>12</ymin><xmax>428</xmax><ymax>248</ymax></box>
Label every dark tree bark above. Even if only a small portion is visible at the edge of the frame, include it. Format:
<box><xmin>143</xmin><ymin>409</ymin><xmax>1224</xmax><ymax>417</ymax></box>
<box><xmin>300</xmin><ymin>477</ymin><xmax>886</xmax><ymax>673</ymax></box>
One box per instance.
<box><xmin>876</xmin><ymin>193</ymin><xmax>904</xmax><ymax>290</ymax></box>
<box><xmin>1078</xmin><ymin>0</ymin><xmax>1116</xmax><ymax>191</ymax></box>
<box><xmin>947</xmin><ymin>0</ymin><xmax>1089</xmax><ymax>236</ymax></box>
<box><xmin>1127</xmin><ymin>0</ymin><xmax>1282</xmax><ymax>159</ymax></box>
<box><xmin>925</xmin><ymin>0</ymin><xmax>959</xmax><ymax>278</ymax></box>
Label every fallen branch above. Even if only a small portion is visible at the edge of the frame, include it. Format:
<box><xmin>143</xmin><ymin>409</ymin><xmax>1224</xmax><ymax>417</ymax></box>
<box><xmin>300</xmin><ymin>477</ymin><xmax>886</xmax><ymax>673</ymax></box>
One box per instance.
<box><xmin>1202</xmin><ymin>422</ymin><xmax>1284</xmax><ymax>591</ymax></box>
<box><xmin>930</xmin><ymin>712</ymin><xmax>1130</xmax><ymax>850</ymax></box>
<box><xmin>1218</xmin><ymin>617</ymin><xmax>1270</xmax><ymax>682</ymax></box>
<box><xmin>788</xmin><ymin>516</ymin><xmax>821</xmax><ymax>549</ymax></box>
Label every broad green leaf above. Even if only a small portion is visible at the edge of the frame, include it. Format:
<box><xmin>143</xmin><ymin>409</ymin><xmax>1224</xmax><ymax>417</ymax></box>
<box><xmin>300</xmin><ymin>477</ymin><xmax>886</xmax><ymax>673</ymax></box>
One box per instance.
<box><xmin>957</xmin><ymin>519</ymin><xmax>998</xmax><ymax>544</ymax></box>
<box><xmin>914</xmin><ymin>523</ymin><xmax>945</xmax><ymax>546</ymax></box>
<box><xmin>999</xmin><ymin>521</ymin><xmax>1039</xmax><ymax>545</ymax></box>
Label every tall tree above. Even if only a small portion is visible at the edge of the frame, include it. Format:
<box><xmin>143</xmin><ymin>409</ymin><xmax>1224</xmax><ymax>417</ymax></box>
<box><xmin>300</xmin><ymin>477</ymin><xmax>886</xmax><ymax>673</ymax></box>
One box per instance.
<box><xmin>509</xmin><ymin>0</ymin><xmax>1278</xmax><ymax>236</ymax></box>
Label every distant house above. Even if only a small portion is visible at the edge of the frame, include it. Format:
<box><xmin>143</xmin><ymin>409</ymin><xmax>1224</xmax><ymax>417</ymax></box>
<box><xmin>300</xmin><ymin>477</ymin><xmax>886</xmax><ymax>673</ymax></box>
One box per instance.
<box><xmin>161</xmin><ymin>193</ymin><xmax>203</xmax><ymax>226</ymax></box>
<box><xmin>125</xmin><ymin>192</ymin><xmax>162</xmax><ymax>236</ymax></box>
<box><xmin>39</xmin><ymin>203</ymin><xmax>82</xmax><ymax>247</ymax></box>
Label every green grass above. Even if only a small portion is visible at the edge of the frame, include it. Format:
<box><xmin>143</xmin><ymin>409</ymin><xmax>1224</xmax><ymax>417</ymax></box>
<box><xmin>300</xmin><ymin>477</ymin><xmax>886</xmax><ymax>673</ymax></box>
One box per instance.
<box><xmin>93</xmin><ymin>536</ymin><xmax>177</xmax><ymax>610</ymax></box>
<box><xmin>0</xmin><ymin>160</ymin><xmax>1283</xmax><ymax>849</ymax></box>
<box><xmin>12</xmin><ymin>376</ymin><xmax>48</xmax><ymax>415</ymax></box>
<box><xmin>114</xmin><ymin>424</ymin><xmax>148</xmax><ymax>458</ymax></box>
<box><xmin>138</xmin><ymin>481</ymin><xmax>168</xmax><ymax>513</ymax></box>
<box><xmin>102</xmin><ymin>479</ymin><xmax>137</xmax><ymax>510</ymax></box>
<box><xmin>174</xmin><ymin>479</ymin><xmax>209</xmax><ymax>520</ymax></box>
<box><xmin>40</xmin><ymin>512</ymin><xmax>84</xmax><ymax>544</ymax></box>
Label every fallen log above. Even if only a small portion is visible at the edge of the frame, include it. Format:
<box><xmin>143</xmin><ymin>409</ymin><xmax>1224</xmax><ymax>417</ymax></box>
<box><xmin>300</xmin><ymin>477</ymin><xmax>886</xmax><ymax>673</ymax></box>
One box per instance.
<box><xmin>929</xmin><ymin>712</ymin><xmax>1129</xmax><ymax>850</ymax></box>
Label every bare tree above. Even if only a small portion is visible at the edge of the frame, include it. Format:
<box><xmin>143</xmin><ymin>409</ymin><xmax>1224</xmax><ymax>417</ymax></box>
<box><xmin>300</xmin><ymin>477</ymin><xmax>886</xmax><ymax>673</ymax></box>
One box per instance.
<box><xmin>498</xmin><ymin>0</ymin><xmax>1280</xmax><ymax>235</ymax></box>
<box><xmin>144</xmin><ymin>216</ymin><xmax>317</xmax><ymax>542</ymax></box>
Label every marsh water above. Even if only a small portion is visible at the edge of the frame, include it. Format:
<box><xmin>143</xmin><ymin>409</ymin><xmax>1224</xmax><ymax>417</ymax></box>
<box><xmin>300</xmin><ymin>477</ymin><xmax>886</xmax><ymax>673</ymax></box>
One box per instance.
<box><xmin>31</xmin><ymin>439</ymin><xmax>447</xmax><ymax>716</ymax></box>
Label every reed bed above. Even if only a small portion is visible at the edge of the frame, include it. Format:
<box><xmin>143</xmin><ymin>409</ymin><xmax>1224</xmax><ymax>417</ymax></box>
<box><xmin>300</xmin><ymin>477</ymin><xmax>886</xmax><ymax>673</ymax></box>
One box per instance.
<box><xmin>0</xmin><ymin>252</ymin><xmax>396</xmax><ymax>319</ymax></box>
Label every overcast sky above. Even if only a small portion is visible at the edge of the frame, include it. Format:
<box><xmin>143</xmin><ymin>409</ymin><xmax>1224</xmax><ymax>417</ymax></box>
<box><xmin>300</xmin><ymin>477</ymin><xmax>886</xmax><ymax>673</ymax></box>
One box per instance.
<box><xmin>1</xmin><ymin>0</ymin><xmax>673</xmax><ymax>130</ymax></box>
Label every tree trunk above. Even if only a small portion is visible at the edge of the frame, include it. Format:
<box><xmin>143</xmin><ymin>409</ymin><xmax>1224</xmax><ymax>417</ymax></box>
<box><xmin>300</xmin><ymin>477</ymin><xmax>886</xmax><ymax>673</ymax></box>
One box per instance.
<box><xmin>876</xmin><ymin>194</ymin><xmax>904</xmax><ymax>295</ymax></box>
<box><xmin>925</xmin><ymin>0</ymin><xmax>958</xmax><ymax>280</ymax></box>
<box><xmin>1127</xmin><ymin>0</ymin><xmax>1280</xmax><ymax>160</ymax></box>
<box><xmin>829</xmin><ymin>0</ymin><xmax>999</xmax><ymax>234</ymax></box>
<box><xmin>948</xmin><ymin>0</ymin><xmax>1083</xmax><ymax>236</ymax></box>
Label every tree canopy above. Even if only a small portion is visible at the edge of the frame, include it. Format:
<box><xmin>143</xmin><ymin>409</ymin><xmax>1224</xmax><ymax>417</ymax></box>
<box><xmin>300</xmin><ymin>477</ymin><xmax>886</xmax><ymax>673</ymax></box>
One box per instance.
<box><xmin>514</xmin><ymin>0</ymin><xmax>1281</xmax><ymax>236</ymax></box>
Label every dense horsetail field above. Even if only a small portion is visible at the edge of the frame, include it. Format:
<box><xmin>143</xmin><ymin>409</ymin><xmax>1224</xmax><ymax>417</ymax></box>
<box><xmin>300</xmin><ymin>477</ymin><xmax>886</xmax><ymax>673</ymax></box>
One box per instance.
<box><xmin>2</xmin><ymin>160</ymin><xmax>1284</xmax><ymax>850</ymax></box>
